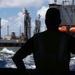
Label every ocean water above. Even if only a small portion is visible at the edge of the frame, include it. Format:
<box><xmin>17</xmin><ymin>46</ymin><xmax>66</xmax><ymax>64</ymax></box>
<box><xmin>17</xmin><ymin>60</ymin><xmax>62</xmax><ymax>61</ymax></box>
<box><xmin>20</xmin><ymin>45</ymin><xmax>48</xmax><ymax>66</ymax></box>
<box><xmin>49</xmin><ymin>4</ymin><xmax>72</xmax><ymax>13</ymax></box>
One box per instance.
<box><xmin>0</xmin><ymin>47</ymin><xmax>36</xmax><ymax>69</ymax></box>
<box><xmin>0</xmin><ymin>47</ymin><xmax>75</xmax><ymax>71</ymax></box>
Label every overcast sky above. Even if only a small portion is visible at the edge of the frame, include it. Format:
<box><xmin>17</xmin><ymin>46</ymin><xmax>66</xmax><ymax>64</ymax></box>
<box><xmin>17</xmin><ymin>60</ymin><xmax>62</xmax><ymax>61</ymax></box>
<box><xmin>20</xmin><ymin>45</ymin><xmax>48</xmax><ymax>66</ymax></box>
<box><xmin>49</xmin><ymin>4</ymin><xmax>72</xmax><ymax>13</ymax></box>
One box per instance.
<box><xmin>0</xmin><ymin>0</ymin><xmax>73</xmax><ymax>38</ymax></box>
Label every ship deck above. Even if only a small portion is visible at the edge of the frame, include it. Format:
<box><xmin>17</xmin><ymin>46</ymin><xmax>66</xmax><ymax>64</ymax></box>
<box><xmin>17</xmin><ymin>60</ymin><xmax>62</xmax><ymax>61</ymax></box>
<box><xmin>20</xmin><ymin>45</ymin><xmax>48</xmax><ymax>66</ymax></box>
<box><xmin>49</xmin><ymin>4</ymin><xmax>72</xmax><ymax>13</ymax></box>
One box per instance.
<box><xmin>0</xmin><ymin>39</ymin><xmax>25</xmax><ymax>47</ymax></box>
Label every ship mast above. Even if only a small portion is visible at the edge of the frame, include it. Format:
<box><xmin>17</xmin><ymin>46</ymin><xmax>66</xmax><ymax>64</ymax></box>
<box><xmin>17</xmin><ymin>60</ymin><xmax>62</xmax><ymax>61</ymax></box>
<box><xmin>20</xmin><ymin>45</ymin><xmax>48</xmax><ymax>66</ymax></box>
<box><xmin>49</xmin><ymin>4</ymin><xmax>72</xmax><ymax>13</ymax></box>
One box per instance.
<box><xmin>19</xmin><ymin>26</ymin><xmax>21</xmax><ymax>36</ymax></box>
<box><xmin>54</xmin><ymin>0</ymin><xmax>57</xmax><ymax>4</ymax></box>
<box><xmin>34</xmin><ymin>14</ymin><xmax>41</xmax><ymax>34</ymax></box>
<box><xmin>72</xmin><ymin>0</ymin><xmax>74</xmax><ymax>5</ymax></box>
<box><xmin>7</xmin><ymin>25</ymin><xmax>9</xmax><ymax>35</ymax></box>
<box><xmin>0</xmin><ymin>18</ymin><xmax>2</xmax><ymax>39</ymax></box>
<box><xmin>23</xmin><ymin>7</ymin><xmax>31</xmax><ymax>39</ymax></box>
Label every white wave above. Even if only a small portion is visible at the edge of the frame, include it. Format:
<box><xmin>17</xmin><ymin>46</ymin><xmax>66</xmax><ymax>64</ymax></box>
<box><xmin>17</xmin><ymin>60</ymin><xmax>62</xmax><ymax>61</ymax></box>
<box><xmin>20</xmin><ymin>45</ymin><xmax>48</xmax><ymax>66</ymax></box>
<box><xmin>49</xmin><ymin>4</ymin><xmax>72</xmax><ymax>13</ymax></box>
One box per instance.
<box><xmin>5</xmin><ymin>60</ymin><xmax>17</xmax><ymax>68</ymax></box>
<box><xmin>71</xmin><ymin>57</ymin><xmax>75</xmax><ymax>60</ymax></box>
<box><xmin>23</xmin><ymin>53</ymin><xmax>36</xmax><ymax>69</ymax></box>
<box><xmin>0</xmin><ymin>47</ymin><xmax>15</xmax><ymax>55</ymax></box>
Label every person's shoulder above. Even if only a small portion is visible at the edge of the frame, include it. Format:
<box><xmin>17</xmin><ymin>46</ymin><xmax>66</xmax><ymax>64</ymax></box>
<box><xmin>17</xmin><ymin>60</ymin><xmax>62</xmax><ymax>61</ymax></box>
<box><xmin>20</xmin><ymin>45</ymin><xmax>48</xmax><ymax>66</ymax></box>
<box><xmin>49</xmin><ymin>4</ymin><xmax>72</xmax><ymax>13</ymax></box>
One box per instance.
<box><xmin>33</xmin><ymin>32</ymin><xmax>44</xmax><ymax>37</ymax></box>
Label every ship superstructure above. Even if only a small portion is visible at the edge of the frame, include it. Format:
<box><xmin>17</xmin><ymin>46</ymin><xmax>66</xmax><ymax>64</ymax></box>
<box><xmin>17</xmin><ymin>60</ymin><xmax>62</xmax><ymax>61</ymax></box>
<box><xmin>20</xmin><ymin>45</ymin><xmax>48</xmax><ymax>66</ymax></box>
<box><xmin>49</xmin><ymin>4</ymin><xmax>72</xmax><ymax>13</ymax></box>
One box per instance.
<box><xmin>49</xmin><ymin>0</ymin><xmax>75</xmax><ymax>35</ymax></box>
<box><xmin>34</xmin><ymin>14</ymin><xmax>41</xmax><ymax>34</ymax></box>
<box><xmin>23</xmin><ymin>8</ymin><xmax>31</xmax><ymax>39</ymax></box>
<box><xmin>0</xmin><ymin>18</ymin><xmax>2</xmax><ymax>39</ymax></box>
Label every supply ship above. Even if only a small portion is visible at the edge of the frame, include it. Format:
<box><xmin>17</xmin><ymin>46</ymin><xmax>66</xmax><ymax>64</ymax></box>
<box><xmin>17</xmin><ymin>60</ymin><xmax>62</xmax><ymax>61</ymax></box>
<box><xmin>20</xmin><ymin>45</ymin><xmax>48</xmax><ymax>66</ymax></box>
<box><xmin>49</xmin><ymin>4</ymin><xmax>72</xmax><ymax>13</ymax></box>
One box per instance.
<box><xmin>52</xmin><ymin>0</ymin><xmax>75</xmax><ymax>37</ymax></box>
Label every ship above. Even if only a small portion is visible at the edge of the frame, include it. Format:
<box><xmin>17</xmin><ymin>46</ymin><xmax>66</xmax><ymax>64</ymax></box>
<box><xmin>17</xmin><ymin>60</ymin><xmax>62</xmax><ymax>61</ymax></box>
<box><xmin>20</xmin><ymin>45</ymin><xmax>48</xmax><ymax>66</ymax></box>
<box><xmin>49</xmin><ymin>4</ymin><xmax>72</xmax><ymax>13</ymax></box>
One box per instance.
<box><xmin>50</xmin><ymin>0</ymin><xmax>75</xmax><ymax>37</ymax></box>
<box><xmin>0</xmin><ymin>0</ymin><xmax>75</xmax><ymax>74</ymax></box>
<box><xmin>0</xmin><ymin>0</ymin><xmax>75</xmax><ymax>49</ymax></box>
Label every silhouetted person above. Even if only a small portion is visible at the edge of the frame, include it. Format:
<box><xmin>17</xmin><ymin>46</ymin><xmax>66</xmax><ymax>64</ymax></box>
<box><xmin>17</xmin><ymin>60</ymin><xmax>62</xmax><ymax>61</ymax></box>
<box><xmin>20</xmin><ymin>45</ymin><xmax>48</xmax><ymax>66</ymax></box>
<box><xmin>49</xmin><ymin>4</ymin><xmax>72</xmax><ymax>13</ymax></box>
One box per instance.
<box><xmin>12</xmin><ymin>8</ymin><xmax>75</xmax><ymax>75</ymax></box>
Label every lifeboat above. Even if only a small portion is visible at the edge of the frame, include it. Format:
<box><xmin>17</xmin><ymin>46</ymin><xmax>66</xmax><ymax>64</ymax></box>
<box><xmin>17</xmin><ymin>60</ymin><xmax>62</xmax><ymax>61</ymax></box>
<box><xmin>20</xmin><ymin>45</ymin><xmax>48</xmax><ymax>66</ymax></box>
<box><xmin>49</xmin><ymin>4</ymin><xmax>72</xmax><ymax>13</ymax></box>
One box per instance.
<box><xmin>58</xmin><ymin>26</ymin><xmax>67</xmax><ymax>32</ymax></box>
<box><xmin>69</xmin><ymin>27</ymin><xmax>75</xmax><ymax>33</ymax></box>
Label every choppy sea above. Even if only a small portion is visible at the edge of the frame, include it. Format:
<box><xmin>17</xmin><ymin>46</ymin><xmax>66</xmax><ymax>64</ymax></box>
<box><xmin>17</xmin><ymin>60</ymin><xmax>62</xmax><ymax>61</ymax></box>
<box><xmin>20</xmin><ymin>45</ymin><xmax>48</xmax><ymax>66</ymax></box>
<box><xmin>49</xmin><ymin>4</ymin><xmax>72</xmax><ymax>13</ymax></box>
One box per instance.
<box><xmin>0</xmin><ymin>47</ymin><xmax>75</xmax><ymax>71</ymax></box>
<box><xmin>0</xmin><ymin>47</ymin><xmax>36</xmax><ymax>69</ymax></box>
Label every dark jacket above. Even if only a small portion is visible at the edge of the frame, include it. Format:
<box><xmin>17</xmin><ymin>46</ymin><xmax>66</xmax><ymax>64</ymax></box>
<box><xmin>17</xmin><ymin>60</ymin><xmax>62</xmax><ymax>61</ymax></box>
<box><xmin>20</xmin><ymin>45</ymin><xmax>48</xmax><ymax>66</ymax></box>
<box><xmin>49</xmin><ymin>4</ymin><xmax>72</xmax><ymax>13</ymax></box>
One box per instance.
<box><xmin>12</xmin><ymin>30</ymin><xmax>75</xmax><ymax>74</ymax></box>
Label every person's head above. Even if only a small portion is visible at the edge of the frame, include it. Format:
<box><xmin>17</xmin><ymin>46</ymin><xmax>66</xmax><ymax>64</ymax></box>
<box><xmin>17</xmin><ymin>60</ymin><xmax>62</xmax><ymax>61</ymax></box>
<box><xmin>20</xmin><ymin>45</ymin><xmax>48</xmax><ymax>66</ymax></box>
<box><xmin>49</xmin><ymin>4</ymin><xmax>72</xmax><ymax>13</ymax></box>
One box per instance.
<box><xmin>45</xmin><ymin>8</ymin><xmax>61</xmax><ymax>30</ymax></box>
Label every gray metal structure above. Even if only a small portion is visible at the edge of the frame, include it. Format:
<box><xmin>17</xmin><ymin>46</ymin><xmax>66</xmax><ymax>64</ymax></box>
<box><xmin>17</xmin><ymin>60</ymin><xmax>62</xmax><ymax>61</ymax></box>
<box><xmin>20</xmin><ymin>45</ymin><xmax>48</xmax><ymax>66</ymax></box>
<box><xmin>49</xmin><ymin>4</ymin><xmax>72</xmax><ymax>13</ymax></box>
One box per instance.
<box><xmin>7</xmin><ymin>25</ymin><xmax>9</xmax><ymax>35</ymax></box>
<box><xmin>23</xmin><ymin>8</ymin><xmax>31</xmax><ymax>39</ymax></box>
<box><xmin>19</xmin><ymin>26</ymin><xmax>21</xmax><ymax>36</ymax></box>
<box><xmin>49</xmin><ymin>0</ymin><xmax>75</xmax><ymax>31</ymax></box>
<box><xmin>0</xmin><ymin>18</ymin><xmax>2</xmax><ymax>39</ymax></box>
<box><xmin>34</xmin><ymin>14</ymin><xmax>41</xmax><ymax>34</ymax></box>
